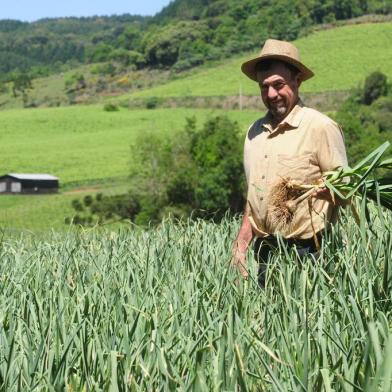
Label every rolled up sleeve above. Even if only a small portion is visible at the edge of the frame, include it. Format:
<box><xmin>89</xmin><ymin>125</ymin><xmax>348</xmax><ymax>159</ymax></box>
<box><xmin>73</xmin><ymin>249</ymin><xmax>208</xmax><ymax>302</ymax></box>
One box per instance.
<box><xmin>316</xmin><ymin>120</ymin><xmax>348</xmax><ymax>173</ymax></box>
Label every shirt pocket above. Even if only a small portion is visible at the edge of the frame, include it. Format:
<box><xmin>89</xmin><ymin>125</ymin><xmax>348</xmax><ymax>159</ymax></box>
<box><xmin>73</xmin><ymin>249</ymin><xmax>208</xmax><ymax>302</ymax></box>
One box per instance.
<box><xmin>276</xmin><ymin>153</ymin><xmax>320</xmax><ymax>182</ymax></box>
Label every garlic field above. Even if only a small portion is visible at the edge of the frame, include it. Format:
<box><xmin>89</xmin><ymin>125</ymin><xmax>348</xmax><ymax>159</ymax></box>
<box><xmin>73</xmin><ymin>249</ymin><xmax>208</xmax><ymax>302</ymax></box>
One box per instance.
<box><xmin>1</xmin><ymin>209</ymin><xmax>391</xmax><ymax>390</ymax></box>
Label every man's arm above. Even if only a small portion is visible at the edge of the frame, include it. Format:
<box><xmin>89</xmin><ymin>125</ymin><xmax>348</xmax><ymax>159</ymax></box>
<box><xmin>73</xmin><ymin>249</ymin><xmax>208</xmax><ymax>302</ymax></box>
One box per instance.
<box><xmin>231</xmin><ymin>204</ymin><xmax>254</xmax><ymax>279</ymax></box>
<box><xmin>313</xmin><ymin>120</ymin><xmax>349</xmax><ymax>205</ymax></box>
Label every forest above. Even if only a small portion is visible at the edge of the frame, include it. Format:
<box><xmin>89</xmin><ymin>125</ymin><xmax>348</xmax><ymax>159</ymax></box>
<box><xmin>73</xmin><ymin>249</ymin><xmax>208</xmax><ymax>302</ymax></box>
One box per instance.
<box><xmin>0</xmin><ymin>0</ymin><xmax>390</xmax><ymax>81</ymax></box>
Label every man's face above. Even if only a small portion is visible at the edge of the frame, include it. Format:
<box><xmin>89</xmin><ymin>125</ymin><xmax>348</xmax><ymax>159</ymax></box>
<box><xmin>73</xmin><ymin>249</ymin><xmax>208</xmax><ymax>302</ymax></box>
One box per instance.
<box><xmin>257</xmin><ymin>62</ymin><xmax>301</xmax><ymax>122</ymax></box>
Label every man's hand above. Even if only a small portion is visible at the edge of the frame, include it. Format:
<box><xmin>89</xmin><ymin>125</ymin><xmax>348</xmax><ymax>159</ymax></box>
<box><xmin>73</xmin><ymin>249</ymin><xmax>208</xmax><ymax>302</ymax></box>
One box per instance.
<box><xmin>231</xmin><ymin>204</ymin><xmax>254</xmax><ymax>281</ymax></box>
<box><xmin>312</xmin><ymin>187</ymin><xmax>348</xmax><ymax>206</ymax></box>
<box><xmin>231</xmin><ymin>247</ymin><xmax>249</xmax><ymax>280</ymax></box>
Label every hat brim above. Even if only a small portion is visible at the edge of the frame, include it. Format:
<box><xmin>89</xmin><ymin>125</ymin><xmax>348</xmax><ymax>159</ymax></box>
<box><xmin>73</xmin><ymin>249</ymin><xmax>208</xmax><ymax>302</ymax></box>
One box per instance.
<box><xmin>241</xmin><ymin>54</ymin><xmax>314</xmax><ymax>82</ymax></box>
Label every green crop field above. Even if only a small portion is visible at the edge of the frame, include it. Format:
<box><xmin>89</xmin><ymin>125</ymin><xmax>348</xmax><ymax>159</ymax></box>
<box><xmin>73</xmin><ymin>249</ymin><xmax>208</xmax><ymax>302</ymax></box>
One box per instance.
<box><xmin>1</xmin><ymin>210</ymin><xmax>391</xmax><ymax>390</ymax></box>
<box><xmin>0</xmin><ymin>107</ymin><xmax>261</xmax><ymax>231</ymax></box>
<box><xmin>127</xmin><ymin>23</ymin><xmax>392</xmax><ymax>99</ymax></box>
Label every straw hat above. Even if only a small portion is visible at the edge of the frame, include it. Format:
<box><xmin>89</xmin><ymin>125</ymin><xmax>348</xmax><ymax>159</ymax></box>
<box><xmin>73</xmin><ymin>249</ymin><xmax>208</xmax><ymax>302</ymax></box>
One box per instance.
<box><xmin>241</xmin><ymin>39</ymin><xmax>314</xmax><ymax>82</ymax></box>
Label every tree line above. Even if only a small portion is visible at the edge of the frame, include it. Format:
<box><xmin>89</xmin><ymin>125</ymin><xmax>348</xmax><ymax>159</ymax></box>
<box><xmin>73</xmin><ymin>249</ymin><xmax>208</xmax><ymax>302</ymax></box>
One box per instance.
<box><xmin>1</xmin><ymin>0</ymin><xmax>390</xmax><ymax>82</ymax></box>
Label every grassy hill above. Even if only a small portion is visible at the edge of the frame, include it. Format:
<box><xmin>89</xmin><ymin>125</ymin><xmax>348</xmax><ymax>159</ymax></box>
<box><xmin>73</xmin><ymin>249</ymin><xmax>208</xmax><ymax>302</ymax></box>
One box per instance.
<box><xmin>0</xmin><ymin>107</ymin><xmax>259</xmax><ymax>185</ymax></box>
<box><xmin>0</xmin><ymin>107</ymin><xmax>260</xmax><ymax>231</ymax></box>
<box><xmin>2</xmin><ymin>0</ymin><xmax>387</xmax><ymax>84</ymax></box>
<box><xmin>1</xmin><ymin>22</ymin><xmax>391</xmax><ymax>111</ymax></box>
<box><xmin>126</xmin><ymin>23</ymin><xmax>392</xmax><ymax>99</ymax></box>
<box><xmin>0</xmin><ymin>22</ymin><xmax>392</xmax><ymax>110</ymax></box>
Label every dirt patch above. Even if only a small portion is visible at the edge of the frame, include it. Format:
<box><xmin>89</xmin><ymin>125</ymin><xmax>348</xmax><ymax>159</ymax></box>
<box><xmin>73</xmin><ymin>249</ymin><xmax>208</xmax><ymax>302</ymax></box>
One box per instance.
<box><xmin>63</xmin><ymin>186</ymin><xmax>103</xmax><ymax>195</ymax></box>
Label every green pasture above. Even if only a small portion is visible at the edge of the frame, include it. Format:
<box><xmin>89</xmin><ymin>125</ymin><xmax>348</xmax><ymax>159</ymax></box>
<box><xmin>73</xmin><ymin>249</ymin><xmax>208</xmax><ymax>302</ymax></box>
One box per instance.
<box><xmin>0</xmin><ymin>65</ymin><xmax>92</xmax><ymax>110</ymax></box>
<box><xmin>0</xmin><ymin>106</ymin><xmax>259</xmax><ymax>185</ymax></box>
<box><xmin>0</xmin><ymin>107</ymin><xmax>260</xmax><ymax>231</ymax></box>
<box><xmin>1</xmin><ymin>211</ymin><xmax>392</xmax><ymax>390</ymax></box>
<box><xmin>0</xmin><ymin>183</ymin><xmax>131</xmax><ymax>233</ymax></box>
<box><xmin>127</xmin><ymin>23</ymin><xmax>392</xmax><ymax>99</ymax></box>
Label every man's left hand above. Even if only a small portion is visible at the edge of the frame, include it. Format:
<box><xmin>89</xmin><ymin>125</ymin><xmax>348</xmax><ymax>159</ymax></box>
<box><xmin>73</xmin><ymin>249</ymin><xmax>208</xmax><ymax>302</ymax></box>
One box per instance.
<box><xmin>312</xmin><ymin>187</ymin><xmax>348</xmax><ymax>206</ymax></box>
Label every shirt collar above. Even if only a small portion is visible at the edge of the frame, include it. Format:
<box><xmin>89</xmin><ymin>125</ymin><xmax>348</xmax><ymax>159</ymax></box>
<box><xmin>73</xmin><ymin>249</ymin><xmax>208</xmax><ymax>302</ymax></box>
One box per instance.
<box><xmin>262</xmin><ymin>100</ymin><xmax>305</xmax><ymax>135</ymax></box>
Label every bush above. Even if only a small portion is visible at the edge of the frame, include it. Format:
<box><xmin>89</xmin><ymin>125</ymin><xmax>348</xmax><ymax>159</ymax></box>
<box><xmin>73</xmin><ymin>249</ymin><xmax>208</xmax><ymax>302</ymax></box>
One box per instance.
<box><xmin>68</xmin><ymin>115</ymin><xmax>245</xmax><ymax>227</ymax></box>
<box><xmin>71</xmin><ymin>199</ymin><xmax>84</xmax><ymax>212</ymax></box>
<box><xmin>68</xmin><ymin>193</ymin><xmax>141</xmax><ymax>227</ymax></box>
<box><xmin>90</xmin><ymin>63</ymin><xmax>116</xmax><ymax>77</ymax></box>
<box><xmin>103</xmin><ymin>103</ymin><xmax>119</xmax><ymax>112</ymax></box>
<box><xmin>64</xmin><ymin>72</ymin><xmax>86</xmax><ymax>92</ymax></box>
<box><xmin>189</xmin><ymin>116</ymin><xmax>244</xmax><ymax>219</ymax></box>
<box><xmin>335</xmin><ymin>72</ymin><xmax>392</xmax><ymax>163</ymax></box>
<box><xmin>83</xmin><ymin>195</ymin><xmax>93</xmax><ymax>206</ymax></box>
<box><xmin>362</xmin><ymin>71</ymin><xmax>388</xmax><ymax>105</ymax></box>
<box><xmin>145</xmin><ymin>96</ymin><xmax>159</xmax><ymax>109</ymax></box>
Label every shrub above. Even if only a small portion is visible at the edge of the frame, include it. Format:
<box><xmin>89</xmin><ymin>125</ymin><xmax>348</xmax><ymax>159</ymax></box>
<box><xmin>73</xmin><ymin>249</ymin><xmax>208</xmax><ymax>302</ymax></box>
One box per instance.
<box><xmin>90</xmin><ymin>63</ymin><xmax>116</xmax><ymax>77</ymax></box>
<box><xmin>145</xmin><ymin>96</ymin><xmax>159</xmax><ymax>109</ymax></box>
<box><xmin>335</xmin><ymin>72</ymin><xmax>392</xmax><ymax>163</ymax></box>
<box><xmin>64</xmin><ymin>72</ymin><xmax>86</xmax><ymax>92</ymax></box>
<box><xmin>362</xmin><ymin>71</ymin><xmax>388</xmax><ymax>105</ymax></box>
<box><xmin>103</xmin><ymin>103</ymin><xmax>119</xmax><ymax>112</ymax></box>
<box><xmin>189</xmin><ymin>116</ymin><xmax>244</xmax><ymax>218</ymax></box>
<box><xmin>68</xmin><ymin>115</ymin><xmax>244</xmax><ymax>227</ymax></box>
<box><xmin>71</xmin><ymin>199</ymin><xmax>84</xmax><ymax>212</ymax></box>
<box><xmin>83</xmin><ymin>195</ymin><xmax>93</xmax><ymax>206</ymax></box>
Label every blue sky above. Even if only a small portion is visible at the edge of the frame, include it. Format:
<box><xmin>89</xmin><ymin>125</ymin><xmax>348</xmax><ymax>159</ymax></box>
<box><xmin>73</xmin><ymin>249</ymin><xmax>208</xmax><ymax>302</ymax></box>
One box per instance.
<box><xmin>1</xmin><ymin>0</ymin><xmax>173</xmax><ymax>22</ymax></box>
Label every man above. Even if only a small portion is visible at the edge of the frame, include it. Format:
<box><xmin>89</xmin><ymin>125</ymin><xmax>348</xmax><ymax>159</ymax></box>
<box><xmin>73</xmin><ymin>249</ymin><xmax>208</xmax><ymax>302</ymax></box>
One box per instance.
<box><xmin>231</xmin><ymin>39</ymin><xmax>348</xmax><ymax>287</ymax></box>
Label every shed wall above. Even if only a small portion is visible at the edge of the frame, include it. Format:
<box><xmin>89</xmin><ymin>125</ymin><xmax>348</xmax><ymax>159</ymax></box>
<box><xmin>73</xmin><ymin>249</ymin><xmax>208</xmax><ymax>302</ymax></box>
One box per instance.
<box><xmin>0</xmin><ymin>176</ymin><xmax>59</xmax><ymax>194</ymax></box>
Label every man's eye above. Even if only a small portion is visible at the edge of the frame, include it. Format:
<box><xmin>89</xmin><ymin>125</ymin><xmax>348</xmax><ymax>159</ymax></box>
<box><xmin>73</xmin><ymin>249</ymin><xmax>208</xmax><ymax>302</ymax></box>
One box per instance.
<box><xmin>274</xmin><ymin>83</ymin><xmax>284</xmax><ymax>90</ymax></box>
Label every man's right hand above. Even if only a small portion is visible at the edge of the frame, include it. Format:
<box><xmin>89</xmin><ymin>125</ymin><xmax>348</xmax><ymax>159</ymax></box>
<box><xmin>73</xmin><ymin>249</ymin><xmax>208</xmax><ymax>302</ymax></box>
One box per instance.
<box><xmin>231</xmin><ymin>248</ymin><xmax>249</xmax><ymax>280</ymax></box>
<box><xmin>231</xmin><ymin>206</ymin><xmax>254</xmax><ymax>281</ymax></box>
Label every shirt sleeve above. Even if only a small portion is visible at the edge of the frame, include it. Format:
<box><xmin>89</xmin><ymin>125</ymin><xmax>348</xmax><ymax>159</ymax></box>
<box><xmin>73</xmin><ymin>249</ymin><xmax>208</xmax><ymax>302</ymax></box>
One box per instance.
<box><xmin>316</xmin><ymin>119</ymin><xmax>348</xmax><ymax>173</ymax></box>
<box><xmin>243</xmin><ymin>123</ymin><xmax>254</xmax><ymax>185</ymax></box>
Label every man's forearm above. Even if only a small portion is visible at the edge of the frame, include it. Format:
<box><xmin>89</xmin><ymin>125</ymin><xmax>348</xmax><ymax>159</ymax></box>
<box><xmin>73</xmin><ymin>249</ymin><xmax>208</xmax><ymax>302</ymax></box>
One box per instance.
<box><xmin>231</xmin><ymin>206</ymin><xmax>254</xmax><ymax>279</ymax></box>
<box><xmin>233</xmin><ymin>210</ymin><xmax>254</xmax><ymax>253</ymax></box>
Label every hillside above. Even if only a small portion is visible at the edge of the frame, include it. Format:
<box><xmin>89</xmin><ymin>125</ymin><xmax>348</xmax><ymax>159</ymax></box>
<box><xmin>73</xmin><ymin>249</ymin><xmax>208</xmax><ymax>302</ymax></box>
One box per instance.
<box><xmin>0</xmin><ymin>107</ymin><xmax>259</xmax><ymax>185</ymax></box>
<box><xmin>0</xmin><ymin>0</ymin><xmax>390</xmax><ymax>83</ymax></box>
<box><xmin>1</xmin><ymin>22</ymin><xmax>391</xmax><ymax>111</ymax></box>
<box><xmin>127</xmin><ymin>23</ymin><xmax>392</xmax><ymax>99</ymax></box>
<box><xmin>1</xmin><ymin>21</ymin><xmax>392</xmax><ymax>231</ymax></box>
<box><xmin>0</xmin><ymin>107</ymin><xmax>259</xmax><ymax>231</ymax></box>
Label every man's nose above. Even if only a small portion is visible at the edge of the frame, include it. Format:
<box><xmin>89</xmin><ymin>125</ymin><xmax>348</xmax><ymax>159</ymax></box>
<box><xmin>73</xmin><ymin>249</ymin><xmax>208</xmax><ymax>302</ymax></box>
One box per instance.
<box><xmin>267</xmin><ymin>86</ymin><xmax>278</xmax><ymax>99</ymax></box>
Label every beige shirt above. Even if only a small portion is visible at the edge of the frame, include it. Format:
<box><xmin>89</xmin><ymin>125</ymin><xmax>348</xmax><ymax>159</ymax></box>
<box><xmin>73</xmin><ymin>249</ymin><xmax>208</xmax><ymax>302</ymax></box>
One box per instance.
<box><xmin>244</xmin><ymin>102</ymin><xmax>348</xmax><ymax>239</ymax></box>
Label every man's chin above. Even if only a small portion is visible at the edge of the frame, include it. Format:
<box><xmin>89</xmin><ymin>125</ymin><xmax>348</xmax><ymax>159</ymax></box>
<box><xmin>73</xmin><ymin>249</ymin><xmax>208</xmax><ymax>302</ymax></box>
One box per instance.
<box><xmin>269</xmin><ymin>106</ymin><xmax>288</xmax><ymax>119</ymax></box>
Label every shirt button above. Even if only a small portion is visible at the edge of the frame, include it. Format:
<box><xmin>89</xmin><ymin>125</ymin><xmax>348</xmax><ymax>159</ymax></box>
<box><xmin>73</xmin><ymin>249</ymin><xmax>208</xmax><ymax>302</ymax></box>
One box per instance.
<box><xmin>261</xmin><ymin>175</ymin><xmax>265</xmax><ymax>180</ymax></box>
<box><xmin>264</xmin><ymin>155</ymin><xmax>268</xmax><ymax>158</ymax></box>
<box><xmin>260</xmin><ymin>197</ymin><xmax>264</xmax><ymax>201</ymax></box>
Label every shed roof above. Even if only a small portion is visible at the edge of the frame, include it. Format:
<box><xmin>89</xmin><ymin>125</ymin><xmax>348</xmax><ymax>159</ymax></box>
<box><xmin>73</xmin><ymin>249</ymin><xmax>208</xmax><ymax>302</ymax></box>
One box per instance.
<box><xmin>4</xmin><ymin>173</ymin><xmax>59</xmax><ymax>181</ymax></box>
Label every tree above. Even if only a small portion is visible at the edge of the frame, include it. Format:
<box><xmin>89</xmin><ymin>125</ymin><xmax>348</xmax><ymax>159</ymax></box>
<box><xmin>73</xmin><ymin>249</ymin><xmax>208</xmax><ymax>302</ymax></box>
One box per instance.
<box><xmin>11</xmin><ymin>72</ymin><xmax>32</xmax><ymax>97</ymax></box>
<box><xmin>362</xmin><ymin>71</ymin><xmax>388</xmax><ymax>105</ymax></box>
<box><xmin>142</xmin><ymin>21</ymin><xmax>210</xmax><ymax>67</ymax></box>
<box><xmin>69</xmin><ymin>115</ymin><xmax>245</xmax><ymax>226</ymax></box>
<box><xmin>335</xmin><ymin>72</ymin><xmax>392</xmax><ymax>164</ymax></box>
<box><xmin>189</xmin><ymin>116</ymin><xmax>244</xmax><ymax>219</ymax></box>
<box><xmin>64</xmin><ymin>72</ymin><xmax>86</xmax><ymax>93</ymax></box>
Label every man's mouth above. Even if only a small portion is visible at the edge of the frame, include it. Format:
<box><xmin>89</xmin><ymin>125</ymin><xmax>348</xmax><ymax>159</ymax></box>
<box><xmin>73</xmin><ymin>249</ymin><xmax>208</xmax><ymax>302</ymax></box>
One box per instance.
<box><xmin>268</xmin><ymin>100</ymin><xmax>285</xmax><ymax>110</ymax></box>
